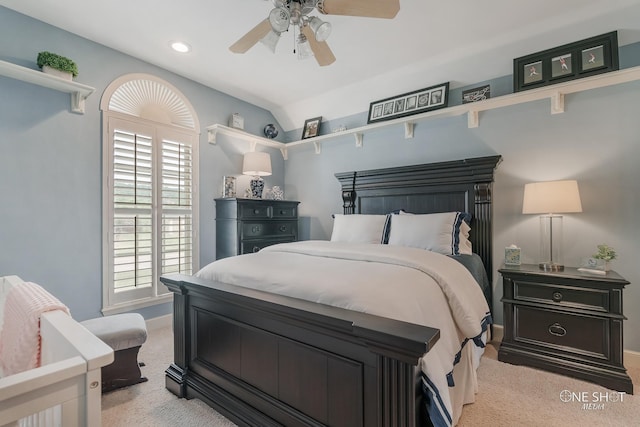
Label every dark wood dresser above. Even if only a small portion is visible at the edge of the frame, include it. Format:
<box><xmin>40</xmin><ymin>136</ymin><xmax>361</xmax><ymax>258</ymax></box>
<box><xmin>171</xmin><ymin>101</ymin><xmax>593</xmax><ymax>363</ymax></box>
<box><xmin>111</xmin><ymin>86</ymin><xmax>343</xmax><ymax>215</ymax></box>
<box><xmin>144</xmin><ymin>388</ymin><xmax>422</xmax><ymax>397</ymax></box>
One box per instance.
<box><xmin>499</xmin><ymin>264</ymin><xmax>633</xmax><ymax>394</ymax></box>
<box><xmin>215</xmin><ymin>198</ymin><xmax>299</xmax><ymax>260</ymax></box>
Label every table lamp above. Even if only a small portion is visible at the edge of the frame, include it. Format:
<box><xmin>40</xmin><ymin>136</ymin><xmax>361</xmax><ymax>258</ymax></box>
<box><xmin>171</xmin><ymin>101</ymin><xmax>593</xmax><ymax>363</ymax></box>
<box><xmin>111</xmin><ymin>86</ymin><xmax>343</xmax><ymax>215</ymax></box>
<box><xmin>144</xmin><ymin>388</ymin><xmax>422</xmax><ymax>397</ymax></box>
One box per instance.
<box><xmin>522</xmin><ymin>180</ymin><xmax>582</xmax><ymax>271</ymax></box>
<box><xmin>242</xmin><ymin>151</ymin><xmax>272</xmax><ymax>198</ymax></box>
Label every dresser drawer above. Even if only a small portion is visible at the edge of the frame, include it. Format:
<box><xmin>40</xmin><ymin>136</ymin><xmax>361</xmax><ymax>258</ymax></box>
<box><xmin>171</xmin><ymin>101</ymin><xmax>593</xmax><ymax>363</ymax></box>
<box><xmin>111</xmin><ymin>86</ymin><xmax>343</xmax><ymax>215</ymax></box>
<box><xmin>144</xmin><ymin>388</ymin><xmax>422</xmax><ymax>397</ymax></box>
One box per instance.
<box><xmin>239</xmin><ymin>204</ymin><xmax>271</xmax><ymax>219</ymax></box>
<box><xmin>240</xmin><ymin>237</ymin><xmax>295</xmax><ymax>254</ymax></box>
<box><xmin>272</xmin><ymin>205</ymin><xmax>297</xmax><ymax>218</ymax></box>
<box><xmin>242</xmin><ymin>221</ymin><xmax>296</xmax><ymax>238</ymax></box>
<box><xmin>513</xmin><ymin>279</ymin><xmax>609</xmax><ymax>313</ymax></box>
<box><xmin>514</xmin><ymin>305</ymin><xmax>609</xmax><ymax>360</ymax></box>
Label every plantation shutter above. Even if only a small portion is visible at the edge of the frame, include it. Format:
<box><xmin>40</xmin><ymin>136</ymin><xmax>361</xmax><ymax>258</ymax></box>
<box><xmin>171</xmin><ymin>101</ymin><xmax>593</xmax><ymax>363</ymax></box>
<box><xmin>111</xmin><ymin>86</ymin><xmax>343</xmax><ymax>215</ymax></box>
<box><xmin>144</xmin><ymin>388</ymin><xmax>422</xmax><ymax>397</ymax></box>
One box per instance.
<box><xmin>107</xmin><ymin>118</ymin><xmax>195</xmax><ymax>305</ymax></box>
<box><xmin>160</xmin><ymin>138</ymin><xmax>193</xmax><ymax>287</ymax></box>
<box><xmin>112</xmin><ymin>128</ymin><xmax>154</xmax><ymax>295</ymax></box>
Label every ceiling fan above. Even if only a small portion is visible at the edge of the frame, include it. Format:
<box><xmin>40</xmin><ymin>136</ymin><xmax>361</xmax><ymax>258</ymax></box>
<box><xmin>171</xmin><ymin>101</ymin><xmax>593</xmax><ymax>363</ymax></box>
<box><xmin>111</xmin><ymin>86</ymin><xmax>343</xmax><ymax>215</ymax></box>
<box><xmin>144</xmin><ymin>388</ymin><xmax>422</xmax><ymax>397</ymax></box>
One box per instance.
<box><xmin>229</xmin><ymin>0</ymin><xmax>400</xmax><ymax>66</ymax></box>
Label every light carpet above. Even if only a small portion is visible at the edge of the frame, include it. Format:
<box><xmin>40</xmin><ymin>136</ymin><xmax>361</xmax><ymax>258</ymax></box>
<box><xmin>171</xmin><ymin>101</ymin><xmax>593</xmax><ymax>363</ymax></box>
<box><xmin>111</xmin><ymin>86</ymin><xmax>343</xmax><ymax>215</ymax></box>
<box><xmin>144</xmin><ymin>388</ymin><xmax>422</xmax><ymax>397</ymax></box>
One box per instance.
<box><xmin>102</xmin><ymin>327</ymin><xmax>639</xmax><ymax>426</ymax></box>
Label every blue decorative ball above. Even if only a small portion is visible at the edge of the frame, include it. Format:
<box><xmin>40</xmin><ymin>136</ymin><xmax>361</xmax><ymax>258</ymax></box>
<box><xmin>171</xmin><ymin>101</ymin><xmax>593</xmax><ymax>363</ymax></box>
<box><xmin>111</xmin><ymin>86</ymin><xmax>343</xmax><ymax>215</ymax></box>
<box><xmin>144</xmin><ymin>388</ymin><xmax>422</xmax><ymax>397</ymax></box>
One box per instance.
<box><xmin>263</xmin><ymin>124</ymin><xmax>278</xmax><ymax>139</ymax></box>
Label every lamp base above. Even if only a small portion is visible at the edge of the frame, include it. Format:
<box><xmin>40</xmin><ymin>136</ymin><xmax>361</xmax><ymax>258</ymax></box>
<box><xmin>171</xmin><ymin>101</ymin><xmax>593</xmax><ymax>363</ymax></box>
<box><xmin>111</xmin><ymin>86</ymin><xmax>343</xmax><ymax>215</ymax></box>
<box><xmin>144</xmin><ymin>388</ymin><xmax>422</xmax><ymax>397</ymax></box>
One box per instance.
<box><xmin>250</xmin><ymin>177</ymin><xmax>265</xmax><ymax>198</ymax></box>
<box><xmin>539</xmin><ymin>262</ymin><xmax>564</xmax><ymax>272</ymax></box>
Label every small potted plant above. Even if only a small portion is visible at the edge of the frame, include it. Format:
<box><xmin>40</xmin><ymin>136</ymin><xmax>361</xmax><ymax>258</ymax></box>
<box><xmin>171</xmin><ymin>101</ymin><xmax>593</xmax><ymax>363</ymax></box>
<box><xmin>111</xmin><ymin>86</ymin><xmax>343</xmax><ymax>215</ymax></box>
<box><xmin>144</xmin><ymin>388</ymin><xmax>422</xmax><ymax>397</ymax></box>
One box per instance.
<box><xmin>593</xmin><ymin>244</ymin><xmax>616</xmax><ymax>270</ymax></box>
<box><xmin>36</xmin><ymin>51</ymin><xmax>78</xmax><ymax>81</ymax></box>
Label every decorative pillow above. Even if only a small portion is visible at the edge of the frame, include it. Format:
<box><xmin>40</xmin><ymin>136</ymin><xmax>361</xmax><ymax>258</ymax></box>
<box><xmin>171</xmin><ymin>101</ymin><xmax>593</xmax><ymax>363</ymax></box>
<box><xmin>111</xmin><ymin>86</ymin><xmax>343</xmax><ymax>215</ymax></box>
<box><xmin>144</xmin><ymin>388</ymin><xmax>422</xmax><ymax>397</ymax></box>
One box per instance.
<box><xmin>387</xmin><ymin>212</ymin><xmax>472</xmax><ymax>255</ymax></box>
<box><xmin>330</xmin><ymin>214</ymin><xmax>388</xmax><ymax>244</ymax></box>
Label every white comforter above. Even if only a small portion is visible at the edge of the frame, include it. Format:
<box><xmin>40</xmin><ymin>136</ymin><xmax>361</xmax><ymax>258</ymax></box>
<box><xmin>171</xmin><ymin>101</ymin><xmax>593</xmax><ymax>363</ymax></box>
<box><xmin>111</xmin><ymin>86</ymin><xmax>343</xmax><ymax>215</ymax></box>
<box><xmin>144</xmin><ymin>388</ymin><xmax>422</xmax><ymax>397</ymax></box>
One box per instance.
<box><xmin>196</xmin><ymin>241</ymin><xmax>490</xmax><ymax>426</ymax></box>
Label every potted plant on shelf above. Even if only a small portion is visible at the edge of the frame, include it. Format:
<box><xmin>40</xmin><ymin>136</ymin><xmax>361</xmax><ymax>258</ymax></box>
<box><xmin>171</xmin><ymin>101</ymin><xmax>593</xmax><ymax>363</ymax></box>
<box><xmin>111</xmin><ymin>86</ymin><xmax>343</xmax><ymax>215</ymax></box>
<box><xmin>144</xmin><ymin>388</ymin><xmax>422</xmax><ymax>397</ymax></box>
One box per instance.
<box><xmin>593</xmin><ymin>244</ymin><xmax>617</xmax><ymax>271</ymax></box>
<box><xmin>36</xmin><ymin>51</ymin><xmax>78</xmax><ymax>81</ymax></box>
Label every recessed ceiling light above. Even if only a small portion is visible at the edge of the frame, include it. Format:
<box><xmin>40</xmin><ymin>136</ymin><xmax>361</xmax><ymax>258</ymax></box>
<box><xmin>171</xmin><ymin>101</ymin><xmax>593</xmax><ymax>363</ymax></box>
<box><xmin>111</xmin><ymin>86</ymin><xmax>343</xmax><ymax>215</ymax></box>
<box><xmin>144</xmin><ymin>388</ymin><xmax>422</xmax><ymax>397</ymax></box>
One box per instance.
<box><xmin>170</xmin><ymin>41</ymin><xmax>191</xmax><ymax>53</ymax></box>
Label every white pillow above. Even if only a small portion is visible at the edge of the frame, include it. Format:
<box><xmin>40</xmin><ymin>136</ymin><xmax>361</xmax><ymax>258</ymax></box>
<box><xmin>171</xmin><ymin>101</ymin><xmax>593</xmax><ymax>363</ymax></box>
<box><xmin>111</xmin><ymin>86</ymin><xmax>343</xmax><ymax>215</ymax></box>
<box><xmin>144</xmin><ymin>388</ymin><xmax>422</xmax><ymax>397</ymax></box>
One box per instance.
<box><xmin>330</xmin><ymin>214</ymin><xmax>387</xmax><ymax>244</ymax></box>
<box><xmin>387</xmin><ymin>212</ymin><xmax>472</xmax><ymax>255</ymax></box>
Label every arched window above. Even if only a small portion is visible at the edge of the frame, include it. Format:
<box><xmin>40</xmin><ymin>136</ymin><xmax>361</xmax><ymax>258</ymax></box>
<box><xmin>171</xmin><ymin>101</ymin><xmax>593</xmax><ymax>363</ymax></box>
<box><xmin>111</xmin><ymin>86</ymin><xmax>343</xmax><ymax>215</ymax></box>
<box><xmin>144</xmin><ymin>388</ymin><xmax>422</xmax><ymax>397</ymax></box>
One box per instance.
<box><xmin>101</xmin><ymin>74</ymin><xmax>199</xmax><ymax>313</ymax></box>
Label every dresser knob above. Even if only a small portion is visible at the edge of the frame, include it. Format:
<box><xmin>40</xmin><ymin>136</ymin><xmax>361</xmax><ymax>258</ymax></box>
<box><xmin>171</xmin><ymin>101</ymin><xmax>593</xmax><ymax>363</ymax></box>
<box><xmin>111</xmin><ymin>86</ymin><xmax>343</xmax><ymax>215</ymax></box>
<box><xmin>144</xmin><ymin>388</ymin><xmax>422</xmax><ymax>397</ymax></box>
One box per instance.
<box><xmin>279</xmin><ymin>225</ymin><xmax>287</xmax><ymax>232</ymax></box>
<box><xmin>552</xmin><ymin>291</ymin><xmax>563</xmax><ymax>302</ymax></box>
<box><xmin>252</xmin><ymin>225</ymin><xmax>261</xmax><ymax>233</ymax></box>
<box><xmin>254</xmin><ymin>209</ymin><xmax>260</xmax><ymax>214</ymax></box>
<box><xmin>252</xmin><ymin>246</ymin><xmax>261</xmax><ymax>253</ymax></box>
<box><xmin>548</xmin><ymin>322</ymin><xmax>567</xmax><ymax>337</ymax></box>
<box><xmin>280</xmin><ymin>210</ymin><xmax>286</xmax><ymax>215</ymax></box>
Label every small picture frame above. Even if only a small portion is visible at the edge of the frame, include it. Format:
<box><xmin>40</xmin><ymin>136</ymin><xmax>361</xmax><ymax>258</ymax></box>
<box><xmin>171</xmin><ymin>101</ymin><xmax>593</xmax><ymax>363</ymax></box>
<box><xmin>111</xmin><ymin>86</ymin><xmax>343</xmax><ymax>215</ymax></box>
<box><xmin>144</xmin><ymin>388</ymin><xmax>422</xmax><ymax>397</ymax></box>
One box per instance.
<box><xmin>513</xmin><ymin>31</ymin><xmax>618</xmax><ymax>92</ymax></box>
<box><xmin>367</xmin><ymin>82</ymin><xmax>449</xmax><ymax>124</ymax></box>
<box><xmin>504</xmin><ymin>246</ymin><xmax>521</xmax><ymax>266</ymax></box>
<box><xmin>579</xmin><ymin>257</ymin><xmax>608</xmax><ymax>271</ymax></box>
<box><xmin>222</xmin><ymin>176</ymin><xmax>236</xmax><ymax>198</ymax></box>
<box><xmin>581</xmin><ymin>45</ymin><xmax>605</xmax><ymax>71</ymax></box>
<box><xmin>301</xmin><ymin>116</ymin><xmax>322</xmax><ymax>139</ymax></box>
<box><xmin>462</xmin><ymin>85</ymin><xmax>491</xmax><ymax>104</ymax></box>
<box><xmin>551</xmin><ymin>53</ymin><xmax>573</xmax><ymax>79</ymax></box>
<box><xmin>523</xmin><ymin>61</ymin><xmax>543</xmax><ymax>85</ymax></box>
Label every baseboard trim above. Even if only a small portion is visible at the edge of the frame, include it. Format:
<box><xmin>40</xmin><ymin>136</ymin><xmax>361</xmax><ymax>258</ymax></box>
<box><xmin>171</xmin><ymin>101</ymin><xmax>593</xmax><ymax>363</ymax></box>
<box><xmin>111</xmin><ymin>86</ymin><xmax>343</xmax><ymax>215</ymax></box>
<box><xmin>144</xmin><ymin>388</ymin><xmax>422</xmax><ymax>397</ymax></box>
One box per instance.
<box><xmin>146</xmin><ymin>313</ymin><xmax>172</xmax><ymax>331</ymax></box>
<box><xmin>490</xmin><ymin>324</ymin><xmax>639</xmax><ymax>370</ymax></box>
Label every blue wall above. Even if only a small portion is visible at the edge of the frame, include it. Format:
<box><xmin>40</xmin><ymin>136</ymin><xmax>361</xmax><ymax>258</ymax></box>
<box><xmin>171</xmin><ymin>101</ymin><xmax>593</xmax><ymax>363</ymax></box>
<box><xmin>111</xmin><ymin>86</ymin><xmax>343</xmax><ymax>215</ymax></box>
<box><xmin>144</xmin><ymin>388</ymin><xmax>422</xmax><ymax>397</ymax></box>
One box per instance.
<box><xmin>0</xmin><ymin>7</ymin><xmax>285</xmax><ymax>321</ymax></box>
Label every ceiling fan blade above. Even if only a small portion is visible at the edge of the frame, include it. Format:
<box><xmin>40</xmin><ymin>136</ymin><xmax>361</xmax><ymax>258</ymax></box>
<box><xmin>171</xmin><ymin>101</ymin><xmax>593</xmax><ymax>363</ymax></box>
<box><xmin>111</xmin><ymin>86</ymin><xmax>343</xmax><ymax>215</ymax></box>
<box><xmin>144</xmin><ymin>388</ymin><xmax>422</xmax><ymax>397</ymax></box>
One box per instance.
<box><xmin>302</xmin><ymin>26</ymin><xmax>336</xmax><ymax>67</ymax></box>
<box><xmin>317</xmin><ymin>0</ymin><xmax>400</xmax><ymax>18</ymax></box>
<box><xmin>229</xmin><ymin>19</ymin><xmax>272</xmax><ymax>53</ymax></box>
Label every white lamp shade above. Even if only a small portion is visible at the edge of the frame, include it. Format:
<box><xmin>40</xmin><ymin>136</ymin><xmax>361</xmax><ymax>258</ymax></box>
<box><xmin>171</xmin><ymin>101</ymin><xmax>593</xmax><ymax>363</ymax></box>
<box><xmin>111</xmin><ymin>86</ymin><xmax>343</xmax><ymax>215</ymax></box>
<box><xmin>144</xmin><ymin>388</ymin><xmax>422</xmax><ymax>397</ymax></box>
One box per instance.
<box><xmin>522</xmin><ymin>180</ymin><xmax>582</xmax><ymax>214</ymax></box>
<box><xmin>242</xmin><ymin>151</ymin><xmax>272</xmax><ymax>176</ymax></box>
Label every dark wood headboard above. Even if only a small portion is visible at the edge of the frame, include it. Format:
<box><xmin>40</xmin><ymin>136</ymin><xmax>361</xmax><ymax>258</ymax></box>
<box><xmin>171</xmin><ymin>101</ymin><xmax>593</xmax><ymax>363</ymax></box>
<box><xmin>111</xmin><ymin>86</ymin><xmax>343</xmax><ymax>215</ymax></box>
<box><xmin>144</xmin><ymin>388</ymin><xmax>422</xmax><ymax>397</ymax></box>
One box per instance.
<box><xmin>335</xmin><ymin>155</ymin><xmax>502</xmax><ymax>287</ymax></box>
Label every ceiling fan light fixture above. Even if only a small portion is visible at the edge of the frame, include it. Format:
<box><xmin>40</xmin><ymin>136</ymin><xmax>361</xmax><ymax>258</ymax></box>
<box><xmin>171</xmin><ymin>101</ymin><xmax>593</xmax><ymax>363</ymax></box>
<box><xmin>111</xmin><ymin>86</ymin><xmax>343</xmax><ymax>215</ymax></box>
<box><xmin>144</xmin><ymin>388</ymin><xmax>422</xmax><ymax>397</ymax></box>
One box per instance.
<box><xmin>308</xmin><ymin>16</ymin><xmax>331</xmax><ymax>42</ymax></box>
<box><xmin>296</xmin><ymin>32</ymin><xmax>314</xmax><ymax>60</ymax></box>
<box><xmin>260</xmin><ymin>30</ymin><xmax>281</xmax><ymax>53</ymax></box>
<box><xmin>269</xmin><ymin>7</ymin><xmax>290</xmax><ymax>33</ymax></box>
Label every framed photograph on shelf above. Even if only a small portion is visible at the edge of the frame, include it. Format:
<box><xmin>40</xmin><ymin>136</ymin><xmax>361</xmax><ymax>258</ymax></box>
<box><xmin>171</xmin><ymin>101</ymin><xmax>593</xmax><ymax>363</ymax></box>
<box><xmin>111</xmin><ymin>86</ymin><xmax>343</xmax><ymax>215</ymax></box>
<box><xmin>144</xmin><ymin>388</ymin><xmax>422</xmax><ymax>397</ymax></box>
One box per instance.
<box><xmin>222</xmin><ymin>176</ymin><xmax>236</xmax><ymax>198</ymax></box>
<box><xmin>367</xmin><ymin>82</ymin><xmax>449</xmax><ymax>124</ymax></box>
<box><xmin>513</xmin><ymin>31</ymin><xmax>618</xmax><ymax>92</ymax></box>
<box><xmin>462</xmin><ymin>84</ymin><xmax>491</xmax><ymax>104</ymax></box>
<box><xmin>301</xmin><ymin>116</ymin><xmax>322</xmax><ymax>139</ymax></box>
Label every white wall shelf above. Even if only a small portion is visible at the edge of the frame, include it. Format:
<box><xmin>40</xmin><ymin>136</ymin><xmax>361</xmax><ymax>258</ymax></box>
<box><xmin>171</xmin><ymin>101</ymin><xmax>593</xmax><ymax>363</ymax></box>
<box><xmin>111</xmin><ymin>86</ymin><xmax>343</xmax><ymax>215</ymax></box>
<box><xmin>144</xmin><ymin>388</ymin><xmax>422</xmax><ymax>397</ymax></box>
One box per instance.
<box><xmin>210</xmin><ymin>65</ymin><xmax>640</xmax><ymax>159</ymax></box>
<box><xmin>0</xmin><ymin>59</ymin><xmax>95</xmax><ymax>114</ymax></box>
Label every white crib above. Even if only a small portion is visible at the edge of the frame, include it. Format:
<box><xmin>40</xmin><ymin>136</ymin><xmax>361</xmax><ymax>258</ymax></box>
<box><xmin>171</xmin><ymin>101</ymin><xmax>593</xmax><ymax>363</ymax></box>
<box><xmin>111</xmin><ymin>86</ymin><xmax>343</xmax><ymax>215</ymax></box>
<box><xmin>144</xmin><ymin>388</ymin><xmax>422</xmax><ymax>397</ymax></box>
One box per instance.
<box><xmin>0</xmin><ymin>275</ymin><xmax>114</xmax><ymax>427</ymax></box>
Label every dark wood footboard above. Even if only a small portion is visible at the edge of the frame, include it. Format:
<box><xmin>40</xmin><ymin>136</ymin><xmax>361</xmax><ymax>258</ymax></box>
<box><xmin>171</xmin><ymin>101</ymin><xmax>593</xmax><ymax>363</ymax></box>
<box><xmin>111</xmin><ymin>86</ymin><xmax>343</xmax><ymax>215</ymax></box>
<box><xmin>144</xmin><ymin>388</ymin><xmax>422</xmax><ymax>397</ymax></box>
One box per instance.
<box><xmin>162</xmin><ymin>274</ymin><xmax>440</xmax><ymax>427</ymax></box>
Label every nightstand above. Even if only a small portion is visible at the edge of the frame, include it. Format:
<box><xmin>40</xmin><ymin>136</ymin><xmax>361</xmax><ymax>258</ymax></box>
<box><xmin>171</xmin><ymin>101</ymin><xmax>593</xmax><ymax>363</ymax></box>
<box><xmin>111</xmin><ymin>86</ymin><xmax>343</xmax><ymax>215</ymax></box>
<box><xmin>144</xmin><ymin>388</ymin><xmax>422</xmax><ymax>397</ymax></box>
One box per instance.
<box><xmin>498</xmin><ymin>264</ymin><xmax>633</xmax><ymax>394</ymax></box>
<box><xmin>215</xmin><ymin>198</ymin><xmax>299</xmax><ymax>260</ymax></box>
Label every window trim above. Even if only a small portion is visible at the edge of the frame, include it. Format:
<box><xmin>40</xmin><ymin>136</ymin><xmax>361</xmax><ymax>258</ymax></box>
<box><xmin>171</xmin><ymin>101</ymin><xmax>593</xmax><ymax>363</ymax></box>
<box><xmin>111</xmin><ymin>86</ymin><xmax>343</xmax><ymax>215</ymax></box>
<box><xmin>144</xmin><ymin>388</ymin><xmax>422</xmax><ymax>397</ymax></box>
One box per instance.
<box><xmin>102</xmin><ymin>110</ymin><xmax>199</xmax><ymax>313</ymax></box>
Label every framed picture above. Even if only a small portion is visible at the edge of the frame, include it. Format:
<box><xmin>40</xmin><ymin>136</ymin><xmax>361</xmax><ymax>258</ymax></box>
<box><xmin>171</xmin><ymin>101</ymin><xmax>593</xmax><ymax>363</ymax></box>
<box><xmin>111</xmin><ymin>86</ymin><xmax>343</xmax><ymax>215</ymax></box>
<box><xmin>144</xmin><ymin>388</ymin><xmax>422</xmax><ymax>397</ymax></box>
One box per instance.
<box><xmin>301</xmin><ymin>116</ymin><xmax>322</xmax><ymax>139</ymax></box>
<box><xmin>462</xmin><ymin>84</ymin><xmax>491</xmax><ymax>104</ymax></box>
<box><xmin>222</xmin><ymin>176</ymin><xmax>236</xmax><ymax>198</ymax></box>
<box><xmin>367</xmin><ymin>82</ymin><xmax>449</xmax><ymax>124</ymax></box>
<box><xmin>513</xmin><ymin>31</ymin><xmax>618</xmax><ymax>92</ymax></box>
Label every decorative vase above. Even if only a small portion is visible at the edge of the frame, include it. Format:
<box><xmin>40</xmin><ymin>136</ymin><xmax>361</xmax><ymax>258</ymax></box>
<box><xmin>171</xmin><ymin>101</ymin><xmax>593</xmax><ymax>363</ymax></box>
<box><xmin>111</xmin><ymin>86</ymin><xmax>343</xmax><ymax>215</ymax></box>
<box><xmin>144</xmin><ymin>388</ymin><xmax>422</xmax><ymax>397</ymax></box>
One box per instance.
<box><xmin>250</xmin><ymin>177</ymin><xmax>265</xmax><ymax>198</ymax></box>
<box><xmin>42</xmin><ymin>65</ymin><xmax>73</xmax><ymax>81</ymax></box>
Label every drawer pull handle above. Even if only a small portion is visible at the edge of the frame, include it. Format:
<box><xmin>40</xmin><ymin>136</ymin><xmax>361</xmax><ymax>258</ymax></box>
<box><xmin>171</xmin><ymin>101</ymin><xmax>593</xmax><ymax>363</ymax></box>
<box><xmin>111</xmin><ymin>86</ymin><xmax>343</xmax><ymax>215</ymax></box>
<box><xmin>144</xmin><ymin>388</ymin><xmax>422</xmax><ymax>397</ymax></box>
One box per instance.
<box><xmin>548</xmin><ymin>323</ymin><xmax>567</xmax><ymax>337</ymax></box>
<box><xmin>252</xmin><ymin>246</ymin><xmax>261</xmax><ymax>253</ymax></box>
<box><xmin>552</xmin><ymin>291</ymin><xmax>563</xmax><ymax>302</ymax></box>
<box><xmin>252</xmin><ymin>226</ymin><xmax>261</xmax><ymax>233</ymax></box>
<box><xmin>280</xmin><ymin>210</ymin><xmax>286</xmax><ymax>215</ymax></box>
<box><xmin>254</xmin><ymin>209</ymin><xmax>260</xmax><ymax>214</ymax></box>
<box><xmin>279</xmin><ymin>225</ymin><xmax>287</xmax><ymax>232</ymax></box>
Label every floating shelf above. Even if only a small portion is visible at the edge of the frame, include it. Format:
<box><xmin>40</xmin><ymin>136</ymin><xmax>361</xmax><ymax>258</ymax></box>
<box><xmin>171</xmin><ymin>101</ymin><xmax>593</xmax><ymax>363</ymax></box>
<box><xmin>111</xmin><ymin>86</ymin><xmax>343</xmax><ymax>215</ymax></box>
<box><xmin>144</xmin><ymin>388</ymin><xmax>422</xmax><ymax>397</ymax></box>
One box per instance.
<box><xmin>0</xmin><ymin>59</ymin><xmax>95</xmax><ymax>114</ymax></box>
<box><xmin>210</xmin><ymin>65</ymin><xmax>640</xmax><ymax>159</ymax></box>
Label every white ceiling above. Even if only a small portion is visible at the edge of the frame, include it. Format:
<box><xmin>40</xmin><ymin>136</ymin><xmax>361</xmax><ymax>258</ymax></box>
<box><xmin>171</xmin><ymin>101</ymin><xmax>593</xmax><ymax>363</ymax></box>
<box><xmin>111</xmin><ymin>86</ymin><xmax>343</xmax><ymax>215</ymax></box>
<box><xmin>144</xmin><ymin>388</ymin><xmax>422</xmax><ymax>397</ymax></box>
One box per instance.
<box><xmin>2</xmin><ymin>0</ymin><xmax>640</xmax><ymax>131</ymax></box>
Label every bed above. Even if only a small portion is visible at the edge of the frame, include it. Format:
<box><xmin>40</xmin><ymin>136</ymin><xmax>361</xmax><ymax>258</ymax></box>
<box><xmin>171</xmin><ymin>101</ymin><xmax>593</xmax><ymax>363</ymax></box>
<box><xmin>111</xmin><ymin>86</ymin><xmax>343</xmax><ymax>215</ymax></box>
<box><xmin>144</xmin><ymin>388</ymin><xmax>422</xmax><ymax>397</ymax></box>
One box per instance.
<box><xmin>0</xmin><ymin>275</ymin><xmax>114</xmax><ymax>427</ymax></box>
<box><xmin>161</xmin><ymin>155</ymin><xmax>501</xmax><ymax>427</ymax></box>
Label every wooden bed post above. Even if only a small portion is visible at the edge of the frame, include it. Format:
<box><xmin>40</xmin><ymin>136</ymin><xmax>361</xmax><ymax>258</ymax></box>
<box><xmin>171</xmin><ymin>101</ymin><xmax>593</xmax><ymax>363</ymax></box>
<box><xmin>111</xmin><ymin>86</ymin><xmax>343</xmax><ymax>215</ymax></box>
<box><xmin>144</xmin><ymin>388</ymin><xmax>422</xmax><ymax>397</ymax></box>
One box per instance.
<box><xmin>164</xmin><ymin>279</ymin><xmax>189</xmax><ymax>398</ymax></box>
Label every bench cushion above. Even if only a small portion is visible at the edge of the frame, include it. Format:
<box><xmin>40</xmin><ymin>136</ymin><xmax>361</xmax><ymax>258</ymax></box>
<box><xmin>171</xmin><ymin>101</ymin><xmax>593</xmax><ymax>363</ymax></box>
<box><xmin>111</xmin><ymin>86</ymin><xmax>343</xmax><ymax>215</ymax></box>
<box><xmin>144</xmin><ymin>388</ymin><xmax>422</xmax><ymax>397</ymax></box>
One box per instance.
<box><xmin>81</xmin><ymin>313</ymin><xmax>147</xmax><ymax>351</ymax></box>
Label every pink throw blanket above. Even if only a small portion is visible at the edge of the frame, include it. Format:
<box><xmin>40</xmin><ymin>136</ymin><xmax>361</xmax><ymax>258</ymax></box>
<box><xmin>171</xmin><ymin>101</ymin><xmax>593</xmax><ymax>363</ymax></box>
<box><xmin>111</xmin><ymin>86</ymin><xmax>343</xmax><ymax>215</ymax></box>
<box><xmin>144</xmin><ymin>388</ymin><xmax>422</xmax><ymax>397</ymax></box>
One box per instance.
<box><xmin>0</xmin><ymin>281</ymin><xmax>70</xmax><ymax>376</ymax></box>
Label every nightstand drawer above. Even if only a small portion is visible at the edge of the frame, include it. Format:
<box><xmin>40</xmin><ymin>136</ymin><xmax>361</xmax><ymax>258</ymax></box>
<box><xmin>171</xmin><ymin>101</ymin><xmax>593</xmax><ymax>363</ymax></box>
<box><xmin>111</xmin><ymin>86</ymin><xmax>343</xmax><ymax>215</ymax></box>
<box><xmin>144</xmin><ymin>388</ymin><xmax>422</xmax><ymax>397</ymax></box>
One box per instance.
<box><xmin>240</xmin><ymin>238</ymin><xmax>294</xmax><ymax>254</ymax></box>
<box><xmin>514</xmin><ymin>280</ymin><xmax>609</xmax><ymax>312</ymax></box>
<box><xmin>242</xmin><ymin>221</ymin><xmax>296</xmax><ymax>238</ymax></box>
<box><xmin>515</xmin><ymin>305</ymin><xmax>609</xmax><ymax>360</ymax></box>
